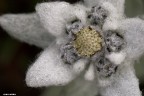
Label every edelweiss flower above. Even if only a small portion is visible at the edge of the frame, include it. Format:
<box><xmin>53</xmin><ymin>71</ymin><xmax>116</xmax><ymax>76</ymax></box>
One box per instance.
<box><xmin>0</xmin><ymin>0</ymin><xmax>144</xmax><ymax>96</ymax></box>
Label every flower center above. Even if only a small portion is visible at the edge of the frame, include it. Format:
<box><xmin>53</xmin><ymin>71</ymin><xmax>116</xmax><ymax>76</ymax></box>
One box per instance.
<box><xmin>73</xmin><ymin>26</ymin><xmax>103</xmax><ymax>57</ymax></box>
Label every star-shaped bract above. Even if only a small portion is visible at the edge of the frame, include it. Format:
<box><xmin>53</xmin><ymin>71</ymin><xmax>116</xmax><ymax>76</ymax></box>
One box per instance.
<box><xmin>0</xmin><ymin>0</ymin><xmax>144</xmax><ymax>96</ymax></box>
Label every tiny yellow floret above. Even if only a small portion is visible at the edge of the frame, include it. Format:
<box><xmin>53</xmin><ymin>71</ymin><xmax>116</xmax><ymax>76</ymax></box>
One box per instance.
<box><xmin>73</xmin><ymin>26</ymin><xmax>103</xmax><ymax>57</ymax></box>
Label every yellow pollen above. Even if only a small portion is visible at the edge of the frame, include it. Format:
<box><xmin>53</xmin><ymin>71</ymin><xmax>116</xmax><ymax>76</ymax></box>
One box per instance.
<box><xmin>73</xmin><ymin>26</ymin><xmax>103</xmax><ymax>57</ymax></box>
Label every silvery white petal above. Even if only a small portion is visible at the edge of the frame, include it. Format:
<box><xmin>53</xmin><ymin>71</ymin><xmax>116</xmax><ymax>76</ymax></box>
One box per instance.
<box><xmin>106</xmin><ymin>51</ymin><xmax>126</xmax><ymax>65</ymax></box>
<box><xmin>36</xmin><ymin>2</ymin><xmax>87</xmax><ymax>37</ymax></box>
<box><xmin>84</xmin><ymin>64</ymin><xmax>95</xmax><ymax>81</ymax></box>
<box><xmin>99</xmin><ymin>62</ymin><xmax>141</xmax><ymax>96</ymax></box>
<box><xmin>101</xmin><ymin>2</ymin><xmax>121</xmax><ymax>31</ymax></box>
<box><xmin>0</xmin><ymin>13</ymin><xmax>54</xmax><ymax>48</ymax></box>
<box><xmin>41</xmin><ymin>76</ymin><xmax>99</xmax><ymax>96</ymax></box>
<box><xmin>84</xmin><ymin>0</ymin><xmax>125</xmax><ymax>15</ymax></box>
<box><xmin>26</xmin><ymin>43</ymin><xmax>87</xmax><ymax>87</ymax></box>
<box><xmin>119</xmin><ymin>18</ymin><xmax>144</xmax><ymax>60</ymax></box>
<box><xmin>58</xmin><ymin>77</ymin><xmax>99</xmax><ymax>96</ymax></box>
<box><xmin>72</xmin><ymin>59</ymin><xmax>88</xmax><ymax>75</ymax></box>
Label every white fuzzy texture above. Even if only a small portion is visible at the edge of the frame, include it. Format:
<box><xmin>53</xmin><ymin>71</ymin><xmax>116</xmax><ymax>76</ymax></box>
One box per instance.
<box><xmin>72</xmin><ymin>59</ymin><xmax>87</xmax><ymax>75</ymax></box>
<box><xmin>84</xmin><ymin>0</ymin><xmax>125</xmax><ymax>15</ymax></box>
<box><xmin>26</xmin><ymin>43</ymin><xmax>87</xmax><ymax>87</ymax></box>
<box><xmin>98</xmin><ymin>16</ymin><xmax>144</xmax><ymax>93</ymax></box>
<box><xmin>0</xmin><ymin>13</ymin><xmax>54</xmax><ymax>48</ymax></box>
<box><xmin>84</xmin><ymin>64</ymin><xmax>95</xmax><ymax>81</ymax></box>
<box><xmin>84</xmin><ymin>1</ymin><xmax>124</xmax><ymax>31</ymax></box>
<box><xmin>100</xmin><ymin>63</ymin><xmax>141</xmax><ymax>96</ymax></box>
<box><xmin>62</xmin><ymin>77</ymin><xmax>98</xmax><ymax>96</ymax></box>
<box><xmin>41</xmin><ymin>76</ymin><xmax>99</xmax><ymax>96</ymax></box>
<box><xmin>106</xmin><ymin>52</ymin><xmax>126</xmax><ymax>65</ymax></box>
<box><xmin>102</xmin><ymin>2</ymin><xmax>119</xmax><ymax>31</ymax></box>
<box><xmin>1</xmin><ymin>1</ymin><xmax>143</xmax><ymax>95</ymax></box>
<box><xmin>119</xmin><ymin>18</ymin><xmax>144</xmax><ymax>60</ymax></box>
<box><xmin>36</xmin><ymin>2</ymin><xmax>87</xmax><ymax>37</ymax></box>
<box><xmin>97</xmin><ymin>76</ymin><xmax>114</xmax><ymax>87</ymax></box>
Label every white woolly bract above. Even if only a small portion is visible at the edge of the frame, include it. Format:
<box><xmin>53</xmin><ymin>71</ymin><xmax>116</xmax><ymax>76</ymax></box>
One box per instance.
<box><xmin>84</xmin><ymin>0</ymin><xmax>125</xmax><ymax>15</ymax></box>
<box><xmin>26</xmin><ymin>44</ymin><xmax>87</xmax><ymax>87</ymax></box>
<box><xmin>0</xmin><ymin>13</ymin><xmax>54</xmax><ymax>48</ymax></box>
<box><xmin>41</xmin><ymin>76</ymin><xmax>99</xmax><ymax>96</ymax></box>
<box><xmin>119</xmin><ymin>18</ymin><xmax>144</xmax><ymax>60</ymax></box>
<box><xmin>84</xmin><ymin>64</ymin><xmax>95</xmax><ymax>81</ymax></box>
<box><xmin>106</xmin><ymin>52</ymin><xmax>126</xmax><ymax>65</ymax></box>
<box><xmin>100</xmin><ymin>63</ymin><xmax>141</xmax><ymax>96</ymax></box>
<box><xmin>36</xmin><ymin>2</ymin><xmax>87</xmax><ymax>37</ymax></box>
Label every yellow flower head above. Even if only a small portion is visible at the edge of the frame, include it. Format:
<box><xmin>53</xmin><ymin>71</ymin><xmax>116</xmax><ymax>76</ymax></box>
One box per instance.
<box><xmin>73</xmin><ymin>26</ymin><xmax>103</xmax><ymax>57</ymax></box>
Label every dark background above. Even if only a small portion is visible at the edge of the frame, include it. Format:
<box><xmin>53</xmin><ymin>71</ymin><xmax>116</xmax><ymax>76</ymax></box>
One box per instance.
<box><xmin>0</xmin><ymin>0</ymin><xmax>144</xmax><ymax>96</ymax></box>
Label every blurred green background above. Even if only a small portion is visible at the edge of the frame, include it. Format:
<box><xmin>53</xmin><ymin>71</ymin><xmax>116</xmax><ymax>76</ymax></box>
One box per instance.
<box><xmin>0</xmin><ymin>0</ymin><xmax>144</xmax><ymax>96</ymax></box>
